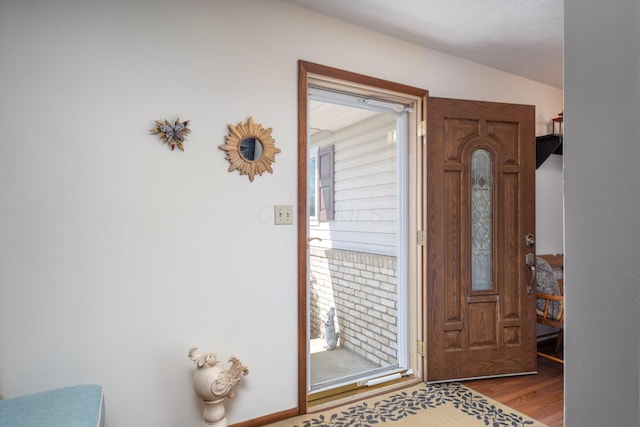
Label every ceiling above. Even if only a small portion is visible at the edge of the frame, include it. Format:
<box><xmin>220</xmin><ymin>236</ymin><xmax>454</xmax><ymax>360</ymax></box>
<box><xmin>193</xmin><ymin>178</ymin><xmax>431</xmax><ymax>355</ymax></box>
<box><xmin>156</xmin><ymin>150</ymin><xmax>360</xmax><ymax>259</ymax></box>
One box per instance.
<box><xmin>283</xmin><ymin>0</ymin><xmax>564</xmax><ymax>89</ymax></box>
<box><xmin>309</xmin><ymin>100</ymin><xmax>381</xmax><ymax>135</ymax></box>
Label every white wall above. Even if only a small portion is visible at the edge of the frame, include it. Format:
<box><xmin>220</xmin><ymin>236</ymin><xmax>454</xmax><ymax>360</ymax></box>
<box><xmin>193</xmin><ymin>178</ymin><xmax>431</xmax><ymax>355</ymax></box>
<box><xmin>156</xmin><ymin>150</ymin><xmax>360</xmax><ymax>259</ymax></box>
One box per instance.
<box><xmin>564</xmin><ymin>1</ymin><xmax>640</xmax><ymax>425</ymax></box>
<box><xmin>0</xmin><ymin>1</ymin><xmax>563</xmax><ymax>425</ymax></box>
<box><xmin>536</xmin><ymin>154</ymin><xmax>564</xmax><ymax>255</ymax></box>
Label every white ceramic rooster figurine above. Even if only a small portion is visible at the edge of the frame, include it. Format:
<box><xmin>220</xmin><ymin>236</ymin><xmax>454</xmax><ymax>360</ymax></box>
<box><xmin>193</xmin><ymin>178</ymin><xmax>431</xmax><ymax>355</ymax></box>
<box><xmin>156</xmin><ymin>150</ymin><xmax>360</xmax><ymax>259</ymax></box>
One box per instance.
<box><xmin>188</xmin><ymin>347</ymin><xmax>249</xmax><ymax>427</ymax></box>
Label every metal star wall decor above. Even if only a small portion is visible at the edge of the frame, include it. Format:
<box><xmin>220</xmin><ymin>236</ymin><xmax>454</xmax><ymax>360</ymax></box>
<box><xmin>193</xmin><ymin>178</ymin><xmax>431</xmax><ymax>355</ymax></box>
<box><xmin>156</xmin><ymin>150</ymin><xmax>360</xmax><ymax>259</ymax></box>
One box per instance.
<box><xmin>151</xmin><ymin>116</ymin><xmax>191</xmax><ymax>151</ymax></box>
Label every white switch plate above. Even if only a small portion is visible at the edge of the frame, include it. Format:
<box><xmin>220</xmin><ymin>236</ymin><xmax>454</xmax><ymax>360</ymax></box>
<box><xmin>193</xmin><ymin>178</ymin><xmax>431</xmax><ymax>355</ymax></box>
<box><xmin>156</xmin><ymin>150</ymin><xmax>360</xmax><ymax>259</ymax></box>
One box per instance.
<box><xmin>274</xmin><ymin>205</ymin><xmax>294</xmax><ymax>225</ymax></box>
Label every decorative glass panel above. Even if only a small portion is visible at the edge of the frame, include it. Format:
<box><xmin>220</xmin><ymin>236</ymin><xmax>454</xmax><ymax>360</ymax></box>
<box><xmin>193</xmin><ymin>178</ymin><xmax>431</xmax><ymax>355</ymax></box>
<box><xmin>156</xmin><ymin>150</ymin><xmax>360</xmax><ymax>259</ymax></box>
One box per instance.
<box><xmin>471</xmin><ymin>149</ymin><xmax>493</xmax><ymax>291</ymax></box>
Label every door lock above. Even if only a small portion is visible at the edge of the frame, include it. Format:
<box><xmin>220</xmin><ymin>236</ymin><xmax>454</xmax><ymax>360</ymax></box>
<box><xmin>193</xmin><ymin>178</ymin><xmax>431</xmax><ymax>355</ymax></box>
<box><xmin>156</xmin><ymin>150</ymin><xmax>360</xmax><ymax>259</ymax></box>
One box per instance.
<box><xmin>525</xmin><ymin>234</ymin><xmax>535</xmax><ymax>247</ymax></box>
<box><xmin>525</xmin><ymin>252</ymin><xmax>535</xmax><ymax>266</ymax></box>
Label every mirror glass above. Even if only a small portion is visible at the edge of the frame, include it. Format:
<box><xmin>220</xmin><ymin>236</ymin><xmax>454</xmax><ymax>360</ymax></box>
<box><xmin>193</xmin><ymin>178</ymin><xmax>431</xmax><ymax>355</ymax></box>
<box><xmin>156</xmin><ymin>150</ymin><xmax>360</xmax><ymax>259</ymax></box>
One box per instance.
<box><xmin>239</xmin><ymin>137</ymin><xmax>263</xmax><ymax>161</ymax></box>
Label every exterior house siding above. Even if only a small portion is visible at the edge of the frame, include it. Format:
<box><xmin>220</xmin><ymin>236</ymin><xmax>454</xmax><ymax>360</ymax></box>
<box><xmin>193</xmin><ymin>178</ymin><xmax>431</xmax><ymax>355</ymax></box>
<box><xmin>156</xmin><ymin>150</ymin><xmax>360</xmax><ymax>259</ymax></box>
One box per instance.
<box><xmin>310</xmin><ymin>112</ymin><xmax>398</xmax><ymax>255</ymax></box>
<box><xmin>309</xmin><ymin>111</ymin><xmax>399</xmax><ymax>367</ymax></box>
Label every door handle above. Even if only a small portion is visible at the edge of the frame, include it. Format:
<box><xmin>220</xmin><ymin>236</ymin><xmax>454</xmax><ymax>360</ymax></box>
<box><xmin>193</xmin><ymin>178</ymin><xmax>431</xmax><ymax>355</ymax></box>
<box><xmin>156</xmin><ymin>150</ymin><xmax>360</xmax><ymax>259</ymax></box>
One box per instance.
<box><xmin>307</xmin><ymin>237</ymin><xmax>322</xmax><ymax>243</ymax></box>
<box><xmin>525</xmin><ymin>252</ymin><xmax>536</xmax><ymax>295</ymax></box>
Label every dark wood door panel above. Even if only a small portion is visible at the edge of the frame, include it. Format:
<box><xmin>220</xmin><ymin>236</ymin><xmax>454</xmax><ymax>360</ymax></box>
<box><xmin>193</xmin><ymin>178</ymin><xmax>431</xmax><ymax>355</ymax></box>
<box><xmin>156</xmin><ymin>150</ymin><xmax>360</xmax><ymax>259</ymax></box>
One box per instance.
<box><xmin>427</xmin><ymin>97</ymin><xmax>536</xmax><ymax>382</ymax></box>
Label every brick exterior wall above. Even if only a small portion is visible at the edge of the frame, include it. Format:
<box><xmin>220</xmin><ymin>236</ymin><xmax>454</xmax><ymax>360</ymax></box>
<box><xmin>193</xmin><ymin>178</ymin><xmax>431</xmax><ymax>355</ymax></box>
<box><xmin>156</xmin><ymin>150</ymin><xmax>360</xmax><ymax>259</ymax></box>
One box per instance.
<box><xmin>309</xmin><ymin>247</ymin><xmax>398</xmax><ymax>366</ymax></box>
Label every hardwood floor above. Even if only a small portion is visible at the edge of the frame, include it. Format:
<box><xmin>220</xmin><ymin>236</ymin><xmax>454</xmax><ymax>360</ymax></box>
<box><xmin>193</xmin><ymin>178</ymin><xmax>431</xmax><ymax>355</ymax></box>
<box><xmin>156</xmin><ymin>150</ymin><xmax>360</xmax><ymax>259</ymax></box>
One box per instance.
<box><xmin>463</xmin><ymin>355</ymin><xmax>564</xmax><ymax>427</ymax></box>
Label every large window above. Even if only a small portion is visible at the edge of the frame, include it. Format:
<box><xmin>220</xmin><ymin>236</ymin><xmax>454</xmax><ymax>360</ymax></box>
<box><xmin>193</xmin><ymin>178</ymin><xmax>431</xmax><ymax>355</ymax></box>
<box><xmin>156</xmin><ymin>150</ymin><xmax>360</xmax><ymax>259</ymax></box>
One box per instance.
<box><xmin>307</xmin><ymin>86</ymin><xmax>410</xmax><ymax>395</ymax></box>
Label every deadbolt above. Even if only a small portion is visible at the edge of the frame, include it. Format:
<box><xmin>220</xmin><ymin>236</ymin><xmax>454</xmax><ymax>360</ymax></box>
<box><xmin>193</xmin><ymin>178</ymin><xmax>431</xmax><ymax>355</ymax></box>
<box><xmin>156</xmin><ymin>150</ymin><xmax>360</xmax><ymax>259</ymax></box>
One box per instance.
<box><xmin>525</xmin><ymin>234</ymin><xmax>535</xmax><ymax>247</ymax></box>
<box><xmin>525</xmin><ymin>252</ymin><xmax>535</xmax><ymax>266</ymax></box>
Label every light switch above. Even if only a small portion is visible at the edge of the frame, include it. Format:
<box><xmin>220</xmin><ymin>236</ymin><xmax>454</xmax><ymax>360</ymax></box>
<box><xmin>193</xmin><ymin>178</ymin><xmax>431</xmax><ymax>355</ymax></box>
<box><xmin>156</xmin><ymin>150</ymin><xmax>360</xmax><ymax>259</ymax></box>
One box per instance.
<box><xmin>274</xmin><ymin>205</ymin><xmax>294</xmax><ymax>225</ymax></box>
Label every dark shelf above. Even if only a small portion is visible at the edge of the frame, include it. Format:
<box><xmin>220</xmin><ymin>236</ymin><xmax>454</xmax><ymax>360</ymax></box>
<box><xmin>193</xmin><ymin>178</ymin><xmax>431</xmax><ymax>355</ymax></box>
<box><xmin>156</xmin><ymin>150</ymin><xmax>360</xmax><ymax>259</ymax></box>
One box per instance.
<box><xmin>536</xmin><ymin>134</ymin><xmax>563</xmax><ymax>168</ymax></box>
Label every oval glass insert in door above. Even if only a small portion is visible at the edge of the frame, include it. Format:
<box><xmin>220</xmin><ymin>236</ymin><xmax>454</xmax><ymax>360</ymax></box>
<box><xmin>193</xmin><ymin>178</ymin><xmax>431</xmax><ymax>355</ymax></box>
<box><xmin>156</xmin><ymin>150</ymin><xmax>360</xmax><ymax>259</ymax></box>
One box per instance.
<box><xmin>471</xmin><ymin>148</ymin><xmax>493</xmax><ymax>292</ymax></box>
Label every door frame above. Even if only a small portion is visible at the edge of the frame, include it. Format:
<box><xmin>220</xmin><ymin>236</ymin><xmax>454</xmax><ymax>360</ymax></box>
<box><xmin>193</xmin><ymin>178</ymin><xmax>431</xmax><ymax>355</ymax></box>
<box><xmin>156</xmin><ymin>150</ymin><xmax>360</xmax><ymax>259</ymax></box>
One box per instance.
<box><xmin>297</xmin><ymin>60</ymin><xmax>428</xmax><ymax>413</ymax></box>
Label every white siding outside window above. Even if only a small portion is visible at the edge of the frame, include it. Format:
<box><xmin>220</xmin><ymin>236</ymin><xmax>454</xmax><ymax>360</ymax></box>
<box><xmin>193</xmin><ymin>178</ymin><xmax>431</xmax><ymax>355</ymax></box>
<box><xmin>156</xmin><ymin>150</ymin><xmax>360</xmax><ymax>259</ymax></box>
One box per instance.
<box><xmin>310</xmin><ymin>112</ymin><xmax>399</xmax><ymax>256</ymax></box>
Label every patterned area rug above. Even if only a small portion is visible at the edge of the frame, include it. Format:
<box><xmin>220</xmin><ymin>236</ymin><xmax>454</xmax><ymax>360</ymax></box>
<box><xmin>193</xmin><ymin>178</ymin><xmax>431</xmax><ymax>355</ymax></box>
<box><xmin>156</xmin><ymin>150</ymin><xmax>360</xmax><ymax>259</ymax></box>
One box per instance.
<box><xmin>268</xmin><ymin>382</ymin><xmax>547</xmax><ymax>427</ymax></box>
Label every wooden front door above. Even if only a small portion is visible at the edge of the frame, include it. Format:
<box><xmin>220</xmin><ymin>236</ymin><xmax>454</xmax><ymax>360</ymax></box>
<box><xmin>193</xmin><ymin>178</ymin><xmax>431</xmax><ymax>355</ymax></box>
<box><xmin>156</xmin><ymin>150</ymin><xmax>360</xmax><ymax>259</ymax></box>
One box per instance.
<box><xmin>426</xmin><ymin>97</ymin><xmax>537</xmax><ymax>381</ymax></box>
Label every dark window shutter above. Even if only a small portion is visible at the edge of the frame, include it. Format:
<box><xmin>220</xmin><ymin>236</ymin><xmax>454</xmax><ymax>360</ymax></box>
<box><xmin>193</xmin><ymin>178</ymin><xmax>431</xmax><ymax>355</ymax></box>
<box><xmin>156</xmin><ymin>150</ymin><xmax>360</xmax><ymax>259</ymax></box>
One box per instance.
<box><xmin>318</xmin><ymin>145</ymin><xmax>334</xmax><ymax>221</ymax></box>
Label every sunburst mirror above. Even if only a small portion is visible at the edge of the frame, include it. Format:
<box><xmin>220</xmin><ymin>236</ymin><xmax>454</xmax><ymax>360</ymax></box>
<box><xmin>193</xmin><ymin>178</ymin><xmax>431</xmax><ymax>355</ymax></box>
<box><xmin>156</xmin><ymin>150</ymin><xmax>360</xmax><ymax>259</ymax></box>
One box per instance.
<box><xmin>219</xmin><ymin>117</ymin><xmax>281</xmax><ymax>182</ymax></box>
